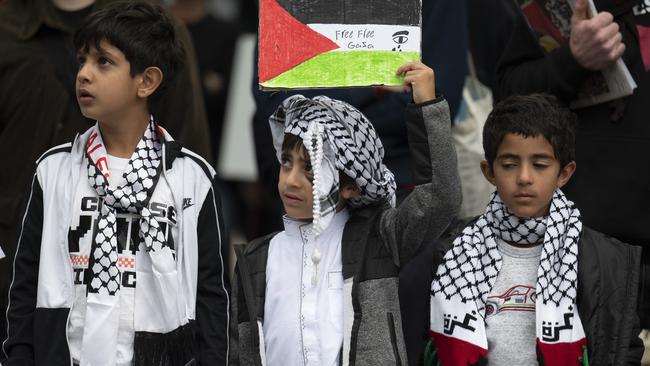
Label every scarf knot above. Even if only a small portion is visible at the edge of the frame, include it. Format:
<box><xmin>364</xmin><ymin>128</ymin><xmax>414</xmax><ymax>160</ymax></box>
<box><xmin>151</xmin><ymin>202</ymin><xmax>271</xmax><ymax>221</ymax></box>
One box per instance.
<box><xmin>484</xmin><ymin>195</ymin><xmax>547</xmax><ymax>245</ymax></box>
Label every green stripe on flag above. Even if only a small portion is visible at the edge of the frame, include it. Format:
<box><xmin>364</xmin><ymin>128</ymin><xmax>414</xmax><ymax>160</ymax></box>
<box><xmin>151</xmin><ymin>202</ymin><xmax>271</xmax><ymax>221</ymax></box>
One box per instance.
<box><xmin>261</xmin><ymin>50</ymin><xmax>420</xmax><ymax>89</ymax></box>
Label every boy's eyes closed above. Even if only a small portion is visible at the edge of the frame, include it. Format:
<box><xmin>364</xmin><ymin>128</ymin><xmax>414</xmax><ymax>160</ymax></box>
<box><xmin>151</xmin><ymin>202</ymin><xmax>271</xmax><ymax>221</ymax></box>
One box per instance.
<box><xmin>532</xmin><ymin>157</ymin><xmax>553</xmax><ymax>168</ymax></box>
<box><xmin>500</xmin><ymin>161</ymin><xmax>551</xmax><ymax>170</ymax></box>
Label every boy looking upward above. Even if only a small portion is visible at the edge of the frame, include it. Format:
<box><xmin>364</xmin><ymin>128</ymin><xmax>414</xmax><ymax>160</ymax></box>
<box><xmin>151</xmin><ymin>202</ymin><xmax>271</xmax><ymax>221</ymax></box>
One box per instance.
<box><xmin>231</xmin><ymin>61</ymin><xmax>461</xmax><ymax>365</ymax></box>
<box><xmin>429</xmin><ymin>94</ymin><xmax>643</xmax><ymax>365</ymax></box>
<box><xmin>3</xmin><ymin>2</ymin><xmax>229</xmax><ymax>365</ymax></box>
<box><xmin>0</xmin><ymin>0</ymin><xmax>211</xmax><ymax>343</ymax></box>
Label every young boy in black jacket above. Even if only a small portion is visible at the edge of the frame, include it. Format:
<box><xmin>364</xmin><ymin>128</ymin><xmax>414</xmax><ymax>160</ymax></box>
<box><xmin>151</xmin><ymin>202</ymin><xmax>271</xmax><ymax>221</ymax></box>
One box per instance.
<box><xmin>429</xmin><ymin>94</ymin><xmax>643</xmax><ymax>365</ymax></box>
<box><xmin>2</xmin><ymin>3</ymin><xmax>229</xmax><ymax>365</ymax></box>
<box><xmin>231</xmin><ymin>62</ymin><xmax>461</xmax><ymax>365</ymax></box>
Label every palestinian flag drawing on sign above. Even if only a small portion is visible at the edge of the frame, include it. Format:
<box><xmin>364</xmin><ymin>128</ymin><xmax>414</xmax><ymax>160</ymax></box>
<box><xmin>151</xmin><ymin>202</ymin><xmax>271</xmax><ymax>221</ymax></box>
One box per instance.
<box><xmin>259</xmin><ymin>0</ymin><xmax>422</xmax><ymax>89</ymax></box>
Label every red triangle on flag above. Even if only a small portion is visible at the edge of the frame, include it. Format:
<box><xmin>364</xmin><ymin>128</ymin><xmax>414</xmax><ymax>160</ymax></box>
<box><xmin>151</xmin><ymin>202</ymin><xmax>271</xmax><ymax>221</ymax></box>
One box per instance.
<box><xmin>259</xmin><ymin>0</ymin><xmax>339</xmax><ymax>83</ymax></box>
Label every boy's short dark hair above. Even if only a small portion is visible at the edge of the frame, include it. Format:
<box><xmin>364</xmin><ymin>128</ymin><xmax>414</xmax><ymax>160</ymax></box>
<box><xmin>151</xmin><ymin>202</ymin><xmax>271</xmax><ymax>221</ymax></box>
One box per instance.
<box><xmin>483</xmin><ymin>93</ymin><xmax>578</xmax><ymax>170</ymax></box>
<box><xmin>73</xmin><ymin>1</ymin><xmax>185</xmax><ymax>99</ymax></box>
<box><xmin>281</xmin><ymin>133</ymin><xmax>306</xmax><ymax>158</ymax></box>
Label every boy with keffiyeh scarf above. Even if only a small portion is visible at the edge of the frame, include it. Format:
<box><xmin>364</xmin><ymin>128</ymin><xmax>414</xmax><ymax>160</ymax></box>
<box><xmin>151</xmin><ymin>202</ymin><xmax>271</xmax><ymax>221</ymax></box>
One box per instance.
<box><xmin>428</xmin><ymin>94</ymin><xmax>643</xmax><ymax>365</ymax></box>
<box><xmin>230</xmin><ymin>62</ymin><xmax>461</xmax><ymax>365</ymax></box>
<box><xmin>3</xmin><ymin>2</ymin><xmax>230</xmax><ymax>366</ymax></box>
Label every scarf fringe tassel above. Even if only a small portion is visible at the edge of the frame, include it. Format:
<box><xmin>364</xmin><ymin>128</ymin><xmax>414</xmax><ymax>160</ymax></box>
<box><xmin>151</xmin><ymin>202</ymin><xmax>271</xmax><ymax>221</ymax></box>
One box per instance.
<box><xmin>133</xmin><ymin>321</ymin><xmax>196</xmax><ymax>366</ymax></box>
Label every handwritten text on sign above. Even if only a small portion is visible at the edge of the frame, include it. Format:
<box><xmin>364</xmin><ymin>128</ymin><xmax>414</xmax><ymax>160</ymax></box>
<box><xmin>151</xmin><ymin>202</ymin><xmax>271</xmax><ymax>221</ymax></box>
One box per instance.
<box><xmin>308</xmin><ymin>24</ymin><xmax>420</xmax><ymax>52</ymax></box>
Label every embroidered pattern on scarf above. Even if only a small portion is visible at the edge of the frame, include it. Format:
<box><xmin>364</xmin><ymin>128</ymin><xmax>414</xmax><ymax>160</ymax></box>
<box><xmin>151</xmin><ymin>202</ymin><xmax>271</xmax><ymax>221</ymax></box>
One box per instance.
<box><xmin>429</xmin><ymin>190</ymin><xmax>585</xmax><ymax>366</ymax></box>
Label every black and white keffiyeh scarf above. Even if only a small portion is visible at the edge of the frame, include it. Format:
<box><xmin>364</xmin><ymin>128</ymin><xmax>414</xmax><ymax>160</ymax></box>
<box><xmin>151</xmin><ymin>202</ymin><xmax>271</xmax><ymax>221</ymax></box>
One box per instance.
<box><xmin>270</xmin><ymin>95</ymin><xmax>396</xmax><ymax>284</ymax></box>
<box><xmin>82</xmin><ymin>118</ymin><xmax>190</xmax><ymax>366</ymax></box>
<box><xmin>430</xmin><ymin>190</ymin><xmax>586</xmax><ymax>365</ymax></box>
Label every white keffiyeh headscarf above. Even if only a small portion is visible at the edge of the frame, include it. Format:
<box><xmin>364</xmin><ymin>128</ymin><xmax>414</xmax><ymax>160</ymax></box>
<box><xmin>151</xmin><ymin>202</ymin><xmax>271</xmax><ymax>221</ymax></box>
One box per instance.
<box><xmin>270</xmin><ymin>95</ymin><xmax>396</xmax><ymax>284</ymax></box>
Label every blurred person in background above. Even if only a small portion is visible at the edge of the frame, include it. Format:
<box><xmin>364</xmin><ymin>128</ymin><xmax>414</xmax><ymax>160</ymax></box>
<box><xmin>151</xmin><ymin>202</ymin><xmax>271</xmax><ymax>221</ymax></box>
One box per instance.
<box><xmin>169</xmin><ymin>0</ymin><xmax>239</xmax><ymax>167</ymax></box>
<box><xmin>169</xmin><ymin>0</ymin><xmax>242</xmax><ymax>246</ymax></box>
<box><xmin>465</xmin><ymin>0</ymin><xmax>519</xmax><ymax>93</ymax></box>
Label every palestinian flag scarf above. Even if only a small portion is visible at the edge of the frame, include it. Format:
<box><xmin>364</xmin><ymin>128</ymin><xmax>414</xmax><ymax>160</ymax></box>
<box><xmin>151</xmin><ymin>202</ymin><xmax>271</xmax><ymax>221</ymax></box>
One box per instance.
<box><xmin>430</xmin><ymin>190</ymin><xmax>586</xmax><ymax>365</ymax></box>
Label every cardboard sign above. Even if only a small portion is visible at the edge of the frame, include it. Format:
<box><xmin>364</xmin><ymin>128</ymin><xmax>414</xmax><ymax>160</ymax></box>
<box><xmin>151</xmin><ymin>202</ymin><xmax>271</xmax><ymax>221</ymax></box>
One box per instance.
<box><xmin>259</xmin><ymin>0</ymin><xmax>422</xmax><ymax>89</ymax></box>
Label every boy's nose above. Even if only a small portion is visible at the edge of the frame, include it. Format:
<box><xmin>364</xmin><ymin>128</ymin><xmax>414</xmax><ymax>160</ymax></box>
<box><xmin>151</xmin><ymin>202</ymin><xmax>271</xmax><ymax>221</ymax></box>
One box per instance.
<box><xmin>76</xmin><ymin>64</ymin><xmax>91</xmax><ymax>84</ymax></box>
<box><xmin>286</xmin><ymin>167</ymin><xmax>302</xmax><ymax>187</ymax></box>
<box><xmin>517</xmin><ymin>165</ymin><xmax>533</xmax><ymax>185</ymax></box>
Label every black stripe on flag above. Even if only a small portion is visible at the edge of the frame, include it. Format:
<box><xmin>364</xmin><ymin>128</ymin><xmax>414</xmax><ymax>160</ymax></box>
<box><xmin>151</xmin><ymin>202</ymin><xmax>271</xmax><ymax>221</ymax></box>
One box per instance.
<box><xmin>277</xmin><ymin>0</ymin><xmax>420</xmax><ymax>26</ymax></box>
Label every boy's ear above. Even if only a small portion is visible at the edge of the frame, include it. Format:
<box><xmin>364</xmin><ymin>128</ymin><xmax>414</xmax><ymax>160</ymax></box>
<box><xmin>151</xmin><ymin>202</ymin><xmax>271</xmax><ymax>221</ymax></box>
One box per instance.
<box><xmin>480</xmin><ymin>160</ymin><xmax>496</xmax><ymax>186</ymax></box>
<box><xmin>556</xmin><ymin>161</ymin><xmax>576</xmax><ymax>188</ymax></box>
<box><xmin>340</xmin><ymin>182</ymin><xmax>361</xmax><ymax>200</ymax></box>
<box><xmin>136</xmin><ymin>66</ymin><xmax>163</xmax><ymax>99</ymax></box>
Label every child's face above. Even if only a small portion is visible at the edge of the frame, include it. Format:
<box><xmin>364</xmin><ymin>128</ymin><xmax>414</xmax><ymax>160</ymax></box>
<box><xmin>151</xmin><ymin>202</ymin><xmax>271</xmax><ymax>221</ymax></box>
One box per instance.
<box><xmin>75</xmin><ymin>40</ymin><xmax>141</xmax><ymax>123</ymax></box>
<box><xmin>481</xmin><ymin>133</ymin><xmax>575</xmax><ymax>218</ymax></box>
<box><xmin>278</xmin><ymin>145</ymin><xmax>314</xmax><ymax>220</ymax></box>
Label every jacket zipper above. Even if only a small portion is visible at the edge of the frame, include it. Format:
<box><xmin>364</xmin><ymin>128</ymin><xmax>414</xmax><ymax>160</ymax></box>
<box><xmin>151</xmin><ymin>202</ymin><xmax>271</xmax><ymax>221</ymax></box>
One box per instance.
<box><xmin>65</xmin><ymin>248</ymin><xmax>75</xmax><ymax>366</ymax></box>
<box><xmin>66</xmin><ymin>153</ymin><xmax>80</xmax><ymax>366</ymax></box>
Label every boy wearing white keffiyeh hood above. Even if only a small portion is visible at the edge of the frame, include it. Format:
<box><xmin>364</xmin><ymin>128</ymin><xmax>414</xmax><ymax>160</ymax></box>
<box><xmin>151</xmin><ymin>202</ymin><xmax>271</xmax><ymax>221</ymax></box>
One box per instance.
<box><xmin>230</xmin><ymin>61</ymin><xmax>461</xmax><ymax>365</ymax></box>
<box><xmin>428</xmin><ymin>94</ymin><xmax>643</xmax><ymax>365</ymax></box>
<box><xmin>3</xmin><ymin>2</ymin><xmax>230</xmax><ymax>366</ymax></box>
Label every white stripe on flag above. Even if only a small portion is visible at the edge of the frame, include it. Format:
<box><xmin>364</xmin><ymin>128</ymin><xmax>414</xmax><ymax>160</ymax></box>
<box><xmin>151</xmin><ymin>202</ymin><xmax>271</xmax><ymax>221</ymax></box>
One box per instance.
<box><xmin>307</xmin><ymin>24</ymin><xmax>421</xmax><ymax>53</ymax></box>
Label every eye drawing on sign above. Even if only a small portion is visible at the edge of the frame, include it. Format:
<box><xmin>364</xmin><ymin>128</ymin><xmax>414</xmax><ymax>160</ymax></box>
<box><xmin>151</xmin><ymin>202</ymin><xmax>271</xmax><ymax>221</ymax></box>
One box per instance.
<box><xmin>391</xmin><ymin>30</ymin><xmax>409</xmax><ymax>52</ymax></box>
